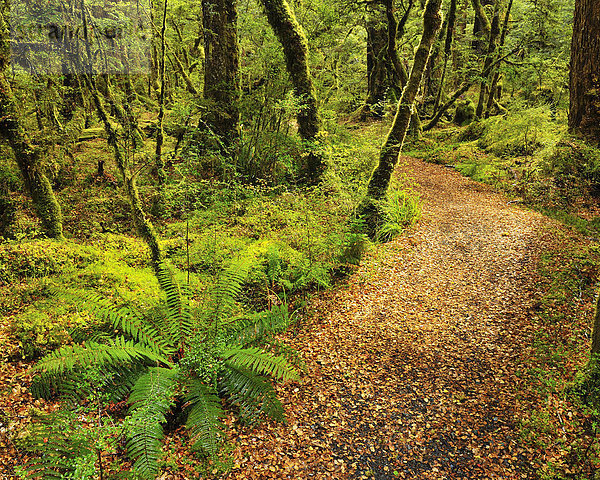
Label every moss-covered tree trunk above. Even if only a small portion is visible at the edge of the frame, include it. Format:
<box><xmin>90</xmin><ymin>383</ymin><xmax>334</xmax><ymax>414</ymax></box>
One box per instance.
<box><xmin>202</xmin><ymin>0</ymin><xmax>240</xmax><ymax>149</ymax></box>
<box><xmin>86</xmin><ymin>76</ymin><xmax>163</xmax><ymax>272</ymax></box>
<box><xmin>484</xmin><ymin>0</ymin><xmax>512</xmax><ymax>117</ymax></box>
<box><xmin>475</xmin><ymin>0</ymin><xmax>501</xmax><ymax>118</ymax></box>
<box><xmin>0</xmin><ymin>12</ymin><xmax>64</xmax><ymax>239</ymax></box>
<box><xmin>259</xmin><ymin>0</ymin><xmax>324</xmax><ymax>184</ymax></box>
<box><xmin>433</xmin><ymin>0</ymin><xmax>457</xmax><ymax>115</ymax></box>
<box><xmin>569</xmin><ymin>0</ymin><xmax>600</xmax><ymax>140</ymax></box>
<box><xmin>363</xmin><ymin>0</ymin><xmax>389</xmax><ymax>118</ymax></box>
<box><xmin>359</xmin><ymin>0</ymin><xmax>444</xmax><ymax>238</ymax></box>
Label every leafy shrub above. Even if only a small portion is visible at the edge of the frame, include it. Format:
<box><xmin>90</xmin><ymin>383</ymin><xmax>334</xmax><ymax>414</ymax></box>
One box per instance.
<box><xmin>476</xmin><ymin>107</ymin><xmax>564</xmax><ymax>158</ymax></box>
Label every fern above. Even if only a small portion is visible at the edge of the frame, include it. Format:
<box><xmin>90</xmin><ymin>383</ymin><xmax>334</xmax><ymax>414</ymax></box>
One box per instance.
<box><xmin>126</xmin><ymin>368</ymin><xmax>177</xmax><ymax>479</ymax></box>
<box><xmin>54</xmin><ymin>288</ymin><xmax>167</xmax><ymax>354</ymax></box>
<box><xmin>225</xmin><ymin>346</ymin><xmax>299</xmax><ymax>382</ymax></box>
<box><xmin>21</xmin><ymin>411</ymin><xmax>96</xmax><ymax>479</ymax></box>
<box><xmin>184</xmin><ymin>379</ymin><xmax>225</xmax><ymax>456</ymax></box>
<box><xmin>26</xmin><ymin>254</ymin><xmax>300</xmax><ymax>478</ymax></box>
<box><xmin>220</xmin><ymin>364</ymin><xmax>285</xmax><ymax>423</ymax></box>
<box><xmin>34</xmin><ymin>337</ymin><xmax>172</xmax><ymax>375</ymax></box>
<box><xmin>206</xmin><ymin>257</ymin><xmax>253</xmax><ymax>324</ymax></box>
<box><xmin>156</xmin><ymin>265</ymin><xmax>194</xmax><ymax>348</ymax></box>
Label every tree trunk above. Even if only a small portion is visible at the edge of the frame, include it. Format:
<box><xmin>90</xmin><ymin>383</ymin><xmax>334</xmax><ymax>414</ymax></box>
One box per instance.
<box><xmin>0</xmin><ymin>13</ymin><xmax>64</xmax><ymax>239</ymax></box>
<box><xmin>259</xmin><ymin>0</ymin><xmax>324</xmax><ymax>184</ymax></box>
<box><xmin>359</xmin><ymin>0</ymin><xmax>444</xmax><ymax>238</ymax></box>
<box><xmin>470</xmin><ymin>0</ymin><xmax>491</xmax><ymax>51</ymax></box>
<box><xmin>364</xmin><ymin>0</ymin><xmax>389</xmax><ymax>118</ymax></box>
<box><xmin>202</xmin><ymin>0</ymin><xmax>240</xmax><ymax>148</ymax></box>
<box><xmin>484</xmin><ymin>0</ymin><xmax>513</xmax><ymax>117</ymax></box>
<box><xmin>433</xmin><ymin>0</ymin><xmax>457</xmax><ymax>115</ymax></box>
<box><xmin>569</xmin><ymin>0</ymin><xmax>600</xmax><ymax>140</ymax></box>
<box><xmin>475</xmin><ymin>0</ymin><xmax>501</xmax><ymax>118</ymax></box>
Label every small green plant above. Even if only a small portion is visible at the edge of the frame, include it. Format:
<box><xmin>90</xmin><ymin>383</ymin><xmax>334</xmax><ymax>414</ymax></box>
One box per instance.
<box><xmin>27</xmin><ymin>258</ymin><xmax>300</xmax><ymax>479</ymax></box>
<box><xmin>377</xmin><ymin>188</ymin><xmax>421</xmax><ymax>242</ymax></box>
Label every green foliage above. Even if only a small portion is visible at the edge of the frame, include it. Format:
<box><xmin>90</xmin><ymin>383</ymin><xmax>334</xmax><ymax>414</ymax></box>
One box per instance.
<box><xmin>25</xmin><ymin>259</ymin><xmax>300</xmax><ymax>478</ymax></box>
<box><xmin>0</xmin><ymin>240</ymin><xmax>99</xmax><ymax>285</ymax></box>
<box><xmin>377</xmin><ymin>188</ymin><xmax>422</xmax><ymax>242</ymax></box>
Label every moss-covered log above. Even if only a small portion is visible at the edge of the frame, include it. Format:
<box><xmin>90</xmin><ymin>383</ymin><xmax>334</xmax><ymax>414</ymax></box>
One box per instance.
<box><xmin>0</xmin><ymin>11</ymin><xmax>63</xmax><ymax>239</ymax></box>
<box><xmin>358</xmin><ymin>0</ymin><xmax>444</xmax><ymax>238</ymax></box>
<box><xmin>259</xmin><ymin>0</ymin><xmax>324</xmax><ymax>184</ymax></box>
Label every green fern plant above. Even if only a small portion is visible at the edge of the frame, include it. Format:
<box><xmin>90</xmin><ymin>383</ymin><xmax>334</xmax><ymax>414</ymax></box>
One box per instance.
<box><xmin>29</xmin><ymin>258</ymin><xmax>300</xmax><ymax>479</ymax></box>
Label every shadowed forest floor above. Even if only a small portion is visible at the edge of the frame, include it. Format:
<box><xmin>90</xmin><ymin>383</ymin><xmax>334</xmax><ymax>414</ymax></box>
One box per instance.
<box><xmin>225</xmin><ymin>156</ymin><xmax>560</xmax><ymax>479</ymax></box>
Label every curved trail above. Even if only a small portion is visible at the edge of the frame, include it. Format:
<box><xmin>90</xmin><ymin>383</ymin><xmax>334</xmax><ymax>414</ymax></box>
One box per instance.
<box><xmin>227</xmin><ymin>156</ymin><xmax>552</xmax><ymax>479</ymax></box>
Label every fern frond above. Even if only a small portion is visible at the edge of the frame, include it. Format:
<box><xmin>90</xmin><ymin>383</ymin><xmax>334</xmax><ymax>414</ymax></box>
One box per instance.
<box><xmin>33</xmin><ymin>337</ymin><xmax>172</xmax><ymax>375</ymax></box>
<box><xmin>21</xmin><ymin>411</ymin><xmax>95</xmax><ymax>479</ymax></box>
<box><xmin>127</xmin><ymin>367</ymin><xmax>178</xmax><ymax>479</ymax></box>
<box><xmin>220</xmin><ymin>364</ymin><xmax>284</xmax><ymax>423</ymax></box>
<box><xmin>206</xmin><ymin>257</ymin><xmax>253</xmax><ymax>324</ymax></box>
<box><xmin>52</xmin><ymin>288</ymin><xmax>167</xmax><ymax>353</ymax></box>
<box><xmin>226</xmin><ymin>304</ymin><xmax>290</xmax><ymax>347</ymax></box>
<box><xmin>184</xmin><ymin>379</ymin><xmax>224</xmax><ymax>457</ymax></box>
<box><xmin>156</xmin><ymin>264</ymin><xmax>194</xmax><ymax>348</ymax></box>
<box><xmin>224</xmin><ymin>347</ymin><xmax>299</xmax><ymax>382</ymax></box>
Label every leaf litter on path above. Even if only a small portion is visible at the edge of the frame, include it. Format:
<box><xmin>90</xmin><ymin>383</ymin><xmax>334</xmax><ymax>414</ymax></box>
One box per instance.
<box><xmin>225</xmin><ymin>156</ymin><xmax>564</xmax><ymax>480</ymax></box>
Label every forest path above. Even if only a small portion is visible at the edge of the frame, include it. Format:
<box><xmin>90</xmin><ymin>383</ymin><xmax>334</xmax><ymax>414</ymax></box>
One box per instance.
<box><xmin>226</xmin><ymin>156</ymin><xmax>552</xmax><ymax>480</ymax></box>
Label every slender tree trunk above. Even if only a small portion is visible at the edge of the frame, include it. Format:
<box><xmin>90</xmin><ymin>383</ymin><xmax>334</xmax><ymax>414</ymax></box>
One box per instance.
<box><xmin>77</xmin><ymin>1</ymin><xmax>162</xmax><ymax>271</ymax></box>
<box><xmin>363</xmin><ymin>0</ymin><xmax>389</xmax><ymax>118</ymax></box>
<box><xmin>87</xmin><ymin>75</ymin><xmax>163</xmax><ymax>272</ymax></box>
<box><xmin>385</xmin><ymin>0</ymin><xmax>411</xmax><ymax>92</ymax></box>
<box><xmin>0</xmin><ymin>11</ymin><xmax>64</xmax><ymax>239</ymax></box>
<box><xmin>569</xmin><ymin>0</ymin><xmax>600</xmax><ymax>140</ymax></box>
<box><xmin>433</xmin><ymin>0</ymin><xmax>457</xmax><ymax>115</ymax></box>
<box><xmin>484</xmin><ymin>0</ymin><xmax>513</xmax><ymax>117</ymax></box>
<box><xmin>470</xmin><ymin>0</ymin><xmax>491</xmax><ymax>50</ymax></box>
<box><xmin>259</xmin><ymin>0</ymin><xmax>324</xmax><ymax>184</ymax></box>
<box><xmin>202</xmin><ymin>0</ymin><xmax>240</xmax><ymax>149</ymax></box>
<box><xmin>156</xmin><ymin>0</ymin><xmax>168</xmax><ymax>191</ymax></box>
<box><xmin>359</xmin><ymin>0</ymin><xmax>444</xmax><ymax>238</ymax></box>
<box><xmin>475</xmin><ymin>0</ymin><xmax>501</xmax><ymax>118</ymax></box>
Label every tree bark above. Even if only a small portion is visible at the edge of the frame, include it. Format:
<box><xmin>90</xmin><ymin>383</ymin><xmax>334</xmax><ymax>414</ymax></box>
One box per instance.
<box><xmin>475</xmin><ymin>0</ymin><xmax>501</xmax><ymax>118</ymax></box>
<box><xmin>433</xmin><ymin>0</ymin><xmax>457</xmax><ymax>115</ymax></box>
<box><xmin>359</xmin><ymin>0</ymin><xmax>444</xmax><ymax>238</ymax></box>
<box><xmin>0</xmin><ymin>9</ymin><xmax>64</xmax><ymax>239</ymax></box>
<box><xmin>364</xmin><ymin>0</ymin><xmax>389</xmax><ymax>118</ymax></box>
<box><xmin>569</xmin><ymin>0</ymin><xmax>600</xmax><ymax>140</ymax></box>
<box><xmin>484</xmin><ymin>0</ymin><xmax>513</xmax><ymax>117</ymax></box>
<box><xmin>259</xmin><ymin>0</ymin><xmax>324</xmax><ymax>184</ymax></box>
<box><xmin>202</xmin><ymin>0</ymin><xmax>240</xmax><ymax>148</ymax></box>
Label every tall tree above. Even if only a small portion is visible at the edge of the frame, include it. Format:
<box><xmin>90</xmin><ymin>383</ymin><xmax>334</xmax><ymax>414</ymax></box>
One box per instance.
<box><xmin>568</xmin><ymin>0</ymin><xmax>600</xmax><ymax>140</ymax></box>
<box><xmin>363</xmin><ymin>0</ymin><xmax>389</xmax><ymax>117</ymax></box>
<box><xmin>202</xmin><ymin>0</ymin><xmax>241</xmax><ymax>148</ymax></box>
<box><xmin>0</xmin><ymin>3</ymin><xmax>64</xmax><ymax>239</ymax></box>
<box><xmin>259</xmin><ymin>0</ymin><xmax>324</xmax><ymax>184</ymax></box>
<box><xmin>359</xmin><ymin>0</ymin><xmax>444</xmax><ymax>237</ymax></box>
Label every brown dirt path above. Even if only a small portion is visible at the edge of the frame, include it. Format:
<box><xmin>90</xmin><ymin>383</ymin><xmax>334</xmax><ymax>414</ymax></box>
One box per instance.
<box><xmin>225</xmin><ymin>156</ymin><xmax>554</xmax><ymax>479</ymax></box>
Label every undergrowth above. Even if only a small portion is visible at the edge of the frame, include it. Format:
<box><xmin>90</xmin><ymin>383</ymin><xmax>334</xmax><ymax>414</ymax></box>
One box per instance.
<box><xmin>518</xmin><ymin>227</ymin><xmax>600</xmax><ymax>478</ymax></box>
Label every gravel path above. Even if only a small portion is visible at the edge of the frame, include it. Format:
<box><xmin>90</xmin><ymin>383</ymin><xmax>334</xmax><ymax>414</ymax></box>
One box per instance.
<box><xmin>227</xmin><ymin>156</ymin><xmax>554</xmax><ymax>479</ymax></box>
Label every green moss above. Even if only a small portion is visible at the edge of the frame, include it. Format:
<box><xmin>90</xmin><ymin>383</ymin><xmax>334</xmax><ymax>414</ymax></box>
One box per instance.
<box><xmin>0</xmin><ymin>240</ymin><xmax>99</xmax><ymax>285</ymax></box>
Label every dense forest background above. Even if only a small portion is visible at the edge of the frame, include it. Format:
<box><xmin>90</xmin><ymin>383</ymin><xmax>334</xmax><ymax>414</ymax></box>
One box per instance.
<box><xmin>1</xmin><ymin>0</ymin><xmax>600</xmax><ymax>477</ymax></box>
